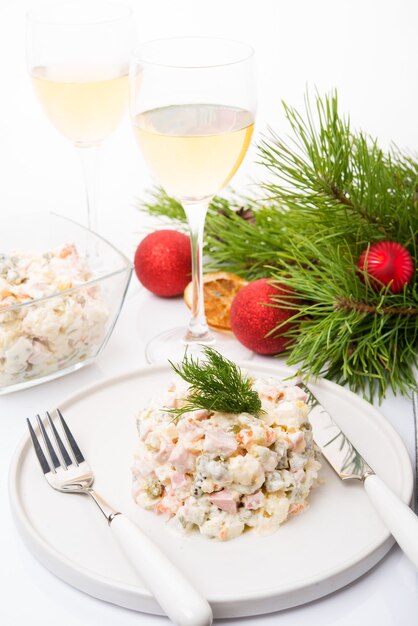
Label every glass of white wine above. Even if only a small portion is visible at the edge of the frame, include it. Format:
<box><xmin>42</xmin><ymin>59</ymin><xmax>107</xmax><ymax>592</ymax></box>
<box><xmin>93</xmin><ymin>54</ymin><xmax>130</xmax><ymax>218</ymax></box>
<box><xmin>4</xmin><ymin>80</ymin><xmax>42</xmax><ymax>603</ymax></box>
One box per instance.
<box><xmin>131</xmin><ymin>37</ymin><xmax>256</xmax><ymax>363</ymax></box>
<box><xmin>27</xmin><ymin>0</ymin><xmax>134</xmax><ymax>231</ymax></box>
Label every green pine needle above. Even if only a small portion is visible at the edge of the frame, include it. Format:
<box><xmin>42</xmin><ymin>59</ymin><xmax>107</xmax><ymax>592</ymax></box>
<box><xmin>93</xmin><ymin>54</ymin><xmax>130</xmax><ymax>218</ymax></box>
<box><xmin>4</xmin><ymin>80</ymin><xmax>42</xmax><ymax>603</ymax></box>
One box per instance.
<box><xmin>167</xmin><ymin>346</ymin><xmax>263</xmax><ymax>420</ymax></box>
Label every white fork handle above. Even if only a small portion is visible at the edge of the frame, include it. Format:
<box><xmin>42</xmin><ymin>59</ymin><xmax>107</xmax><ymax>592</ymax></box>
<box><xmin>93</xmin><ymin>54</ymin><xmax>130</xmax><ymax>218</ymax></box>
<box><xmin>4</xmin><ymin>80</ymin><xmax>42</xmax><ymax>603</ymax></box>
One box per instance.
<box><xmin>110</xmin><ymin>514</ymin><xmax>213</xmax><ymax>626</ymax></box>
<box><xmin>364</xmin><ymin>474</ymin><xmax>418</xmax><ymax>569</ymax></box>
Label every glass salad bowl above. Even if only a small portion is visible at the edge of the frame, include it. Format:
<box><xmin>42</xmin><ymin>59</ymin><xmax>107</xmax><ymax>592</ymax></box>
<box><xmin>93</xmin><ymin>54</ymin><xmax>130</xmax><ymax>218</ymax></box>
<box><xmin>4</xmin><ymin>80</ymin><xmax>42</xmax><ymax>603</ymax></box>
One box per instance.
<box><xmin>0</xmin><ymin>213</ymin><xmax>132</xmax><ymax>394</ymax></box>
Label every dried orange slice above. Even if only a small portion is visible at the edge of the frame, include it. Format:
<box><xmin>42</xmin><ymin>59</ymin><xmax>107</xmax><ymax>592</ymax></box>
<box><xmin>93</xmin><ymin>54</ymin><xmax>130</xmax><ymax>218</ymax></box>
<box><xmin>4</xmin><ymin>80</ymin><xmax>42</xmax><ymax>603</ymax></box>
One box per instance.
<box><xmin>184</xmin><ymin>271</ymin><xmax>248</xmax><ymax>330</ymax></box>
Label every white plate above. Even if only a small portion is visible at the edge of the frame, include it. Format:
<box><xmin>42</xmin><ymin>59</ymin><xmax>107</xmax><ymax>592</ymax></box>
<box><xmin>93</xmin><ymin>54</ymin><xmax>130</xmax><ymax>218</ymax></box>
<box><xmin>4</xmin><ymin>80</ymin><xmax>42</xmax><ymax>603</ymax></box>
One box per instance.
<box><xmin>9</xmin><ymin>362</ymin><xmax>413</xmax><ymax>619</ymax></box>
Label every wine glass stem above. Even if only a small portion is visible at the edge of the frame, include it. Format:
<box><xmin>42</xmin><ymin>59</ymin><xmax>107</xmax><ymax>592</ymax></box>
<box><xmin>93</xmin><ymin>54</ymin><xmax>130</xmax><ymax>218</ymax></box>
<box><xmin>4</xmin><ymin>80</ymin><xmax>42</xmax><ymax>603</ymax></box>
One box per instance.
<box><xmin>78</xmin><ymin>145</ymin><xmax>100</xmax><ymax>232</ymax></box>
<box><xmin>182</xmin><ymin>201</ymin><xmax>213</xmax><ymax>343</ymax></box>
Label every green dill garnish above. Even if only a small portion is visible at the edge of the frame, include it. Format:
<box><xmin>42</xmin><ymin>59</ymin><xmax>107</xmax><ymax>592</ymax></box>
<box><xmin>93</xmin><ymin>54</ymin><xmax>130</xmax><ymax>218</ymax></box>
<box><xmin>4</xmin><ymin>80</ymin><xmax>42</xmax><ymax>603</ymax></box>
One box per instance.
<box><xmin>167</xmin><ymin>346</ymin><xmax>262</xmax><ymax>420</ymax></box>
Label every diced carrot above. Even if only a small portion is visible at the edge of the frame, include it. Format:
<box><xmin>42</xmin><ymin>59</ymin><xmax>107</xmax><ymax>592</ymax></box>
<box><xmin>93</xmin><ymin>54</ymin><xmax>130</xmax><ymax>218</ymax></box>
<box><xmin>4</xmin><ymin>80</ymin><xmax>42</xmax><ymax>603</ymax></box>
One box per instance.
<box><xmin>236</xmin><ymin>429</ymin><xmax>253</xmax><ymax>446</ymax></box>
<box><xmin>59</xmin><ymin>244</ymin><xmax>76</xmax><ymax>258</ymax></box>
<box><xmin>289</xmin><ymin>503</ymin><xmax>305</xmax><ymax>516</ymax></box>
<box><xmin>265</xmin><ymin>429</ymin><xmax>276</xmax><ymax>445</ymax></box>
<box><xmin>155</xmin><ymin>501</ymin><xmax>168</xmax><ymax>515</ymax></box>
<box><xmin>230</xmin><ymin>448</ymin><xmax>245</xmax><ymax>457</ymax></box>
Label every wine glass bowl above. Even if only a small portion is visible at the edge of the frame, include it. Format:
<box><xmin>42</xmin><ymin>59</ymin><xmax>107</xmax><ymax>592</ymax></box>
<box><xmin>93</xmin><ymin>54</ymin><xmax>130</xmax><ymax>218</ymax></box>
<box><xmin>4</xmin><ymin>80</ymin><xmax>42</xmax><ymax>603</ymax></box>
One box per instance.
<box><xmin>30</xmin><ymin>66</ymin><xmax>129</xmax><ymax>148</ymax></box>
<box><xmin>130</xmin><ymin>37</ymin><xmax>256</xmax><ymax>362</ymax></box>
<box><xmin>26</xmin><ymin>0</ymin><xmax>134</xmax><ymax>230</ymax></box>
<box><xmin>133</xmin><ymin>104</ymin><xmax>254</xmax><ymax>202</ymax></box>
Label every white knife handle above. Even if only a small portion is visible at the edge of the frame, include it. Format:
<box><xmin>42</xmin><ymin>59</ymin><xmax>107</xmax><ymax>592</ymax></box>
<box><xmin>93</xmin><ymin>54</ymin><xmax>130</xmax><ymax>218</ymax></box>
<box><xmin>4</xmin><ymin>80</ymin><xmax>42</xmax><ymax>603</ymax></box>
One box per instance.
<box><xmin>364</xmin><ymin>474</ymin><xmax>418</xmax><ymax>569</ymax></box>
<box><xmin>110</xmin><ymin>514</ymin><xmax>213</xmax><ymax>626</ymax></box>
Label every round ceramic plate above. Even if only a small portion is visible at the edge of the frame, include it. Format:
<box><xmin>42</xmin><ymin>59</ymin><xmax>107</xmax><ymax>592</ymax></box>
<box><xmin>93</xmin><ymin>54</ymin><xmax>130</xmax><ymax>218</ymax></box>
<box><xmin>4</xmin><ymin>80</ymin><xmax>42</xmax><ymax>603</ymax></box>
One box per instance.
<box><xmin>9</xmin><ymin>362</ymin><xmax>413</xmax><ymax>619</ymax></box>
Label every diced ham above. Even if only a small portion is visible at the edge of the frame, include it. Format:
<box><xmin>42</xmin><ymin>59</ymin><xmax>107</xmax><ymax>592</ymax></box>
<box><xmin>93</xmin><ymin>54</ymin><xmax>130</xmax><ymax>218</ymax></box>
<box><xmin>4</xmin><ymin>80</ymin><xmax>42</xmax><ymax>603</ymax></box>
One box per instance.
<box><xmin>284</xmin><ymin>385</ymin><xmax>308</xmax><ymax>402</ymax></box>
<box><xmin>209</xmin><ymin>489</ymin><xmax>237</xmax><ymax>514</ymax></box>
<box><xmin>171</xmin><ymin>471</ymin><xmax>188</xmax><ymax>489</ymax></box>
<box><xmin>168</xmin><ymin>443</ymin><xmax>195</xmax><ymax>471</ymax></box>
<box><xmin>154</xmin><ymin>442</ymin><xmax>174</xmax><ymax>464</ymax></box>
<box><xmin>242</xmin><ymin>491</ymin><xmax>265</xmax><ymax>510</ymax></box>
<box><xmin>203</xmin><ymin>428</ymin><xmax>237</xmax><ymax>456</ymax></box>
<box><xmin>183</xmin><ymin>496</ymin><xmax>194</xmax><ymax>515</ymax></box>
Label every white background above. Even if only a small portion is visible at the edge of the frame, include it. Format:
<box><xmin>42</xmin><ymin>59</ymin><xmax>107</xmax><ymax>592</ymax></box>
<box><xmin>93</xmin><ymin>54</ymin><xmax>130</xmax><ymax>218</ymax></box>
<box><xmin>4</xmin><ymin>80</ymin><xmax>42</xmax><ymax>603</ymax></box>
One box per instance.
<box><xmin>1</xmin><ymin>0</ymin><xmax>418</xmax><ymax>248</ymax></box>
<box><xmin>1</xmin><ymin>1</ymin><xmax>417</xmax><ymax>625</ymax></box>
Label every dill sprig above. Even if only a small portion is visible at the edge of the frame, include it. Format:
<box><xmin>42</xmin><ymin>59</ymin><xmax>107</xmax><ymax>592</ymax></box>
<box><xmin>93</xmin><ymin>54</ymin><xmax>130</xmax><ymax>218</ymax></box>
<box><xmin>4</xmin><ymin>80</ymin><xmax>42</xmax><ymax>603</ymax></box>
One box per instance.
<box><xmin>167</xmin><ymin>346</ymin><xmax>262</xmax><ymax>420</ymax></box>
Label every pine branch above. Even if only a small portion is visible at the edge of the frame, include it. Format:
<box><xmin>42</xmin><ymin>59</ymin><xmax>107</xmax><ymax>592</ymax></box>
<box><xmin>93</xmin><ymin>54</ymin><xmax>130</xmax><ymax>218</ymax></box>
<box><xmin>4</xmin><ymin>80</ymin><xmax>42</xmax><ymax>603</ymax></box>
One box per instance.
<box><xmin>328</xmin><ymin>182</ymin><xmax>388</xmax><ymax>232</ymax></box>
<box><xmin>266</xmin><ymin>235</ymin><xmax>418</xmax><ymax>402</ymax></box>
<box><xmin>335</xmin><ymin>297</ymin><xmax>418</xmax><ymax>317</ymax></box>
<box><xmin>139</xmin><ymin>90</ymin><xmax>418</xmax><ymax>401</ymax></box>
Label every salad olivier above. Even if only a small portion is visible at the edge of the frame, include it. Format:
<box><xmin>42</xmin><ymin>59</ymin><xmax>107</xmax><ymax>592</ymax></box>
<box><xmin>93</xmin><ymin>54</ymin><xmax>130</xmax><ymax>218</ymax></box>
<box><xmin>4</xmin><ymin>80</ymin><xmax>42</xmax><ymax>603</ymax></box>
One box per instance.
<box><xmin>132</xmin><ymin>350</ymin><xmax>321</xmax><ymax>541</ymax></box>
<box><xmin>0</xmin><ymin>244</ymin><xmax>108</xmax><ymax>387</ymax></box>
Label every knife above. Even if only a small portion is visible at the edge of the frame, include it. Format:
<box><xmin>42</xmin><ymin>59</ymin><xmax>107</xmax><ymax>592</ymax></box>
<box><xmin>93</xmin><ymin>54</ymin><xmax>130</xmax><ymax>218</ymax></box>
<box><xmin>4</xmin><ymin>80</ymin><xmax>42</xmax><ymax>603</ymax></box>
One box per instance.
<box><xmin>296</xmin><ymin>380</ymin><xmax>418</xmax><ymax>569</ymax></box>
<box><xmin>413</xmin><ymin>390</ymin><xmax>418</xmax><ymax>514</ymax></box>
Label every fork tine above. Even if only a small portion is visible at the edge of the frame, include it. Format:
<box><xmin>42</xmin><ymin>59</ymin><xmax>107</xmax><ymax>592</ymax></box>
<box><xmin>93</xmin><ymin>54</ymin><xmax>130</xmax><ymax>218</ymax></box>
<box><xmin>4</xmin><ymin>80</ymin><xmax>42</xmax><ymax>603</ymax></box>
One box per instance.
<box><xmin>46</xmin><ymin>411</ymin><xmax>73</xmax><ymax>469</ymax></box>
<box><xmin>36</xmin><ymin>414</ymin><xmax>61</xmax><ymax>471</ymax></box>
<box><xmin>27</xmin><ymin>418</ymin><xmax>51</xmax><ymax>475</ymax></box>
<box><xmin>56</xmin><ymin>409</ymin><xmax>85</xmax><ymax>465</ymax></box>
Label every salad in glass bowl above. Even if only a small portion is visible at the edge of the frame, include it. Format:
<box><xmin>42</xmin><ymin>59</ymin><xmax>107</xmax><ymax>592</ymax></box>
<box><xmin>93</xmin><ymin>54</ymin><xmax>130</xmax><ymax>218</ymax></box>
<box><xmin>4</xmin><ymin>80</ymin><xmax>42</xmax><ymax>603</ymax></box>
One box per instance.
<box><xmin>0</xmin><ymin>213</ymin><xmax>132</xmax><ymax>394</ymax></box>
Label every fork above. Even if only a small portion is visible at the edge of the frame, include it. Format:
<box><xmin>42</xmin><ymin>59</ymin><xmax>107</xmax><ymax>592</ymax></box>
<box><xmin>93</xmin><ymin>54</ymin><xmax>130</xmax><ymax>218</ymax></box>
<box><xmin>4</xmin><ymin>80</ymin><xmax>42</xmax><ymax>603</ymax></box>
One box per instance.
<box><xmin>27</xmin><ymin>410</ymin><xmax>213</xmax><ymax>626</ymax></box>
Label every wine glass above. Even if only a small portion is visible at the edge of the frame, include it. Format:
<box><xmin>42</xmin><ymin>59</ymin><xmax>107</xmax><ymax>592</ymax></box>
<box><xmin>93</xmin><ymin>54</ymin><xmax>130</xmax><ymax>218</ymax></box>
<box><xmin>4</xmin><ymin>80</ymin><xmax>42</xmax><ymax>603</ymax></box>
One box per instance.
<box><xmin>26</xmin><ymin>0</ymin><xmax>134</xmax><ymax>232</ymax></box>
<box><xmin>130</xmin><ymin>37</ymin><xmax>256</xmax><ymax>363</ymax></box>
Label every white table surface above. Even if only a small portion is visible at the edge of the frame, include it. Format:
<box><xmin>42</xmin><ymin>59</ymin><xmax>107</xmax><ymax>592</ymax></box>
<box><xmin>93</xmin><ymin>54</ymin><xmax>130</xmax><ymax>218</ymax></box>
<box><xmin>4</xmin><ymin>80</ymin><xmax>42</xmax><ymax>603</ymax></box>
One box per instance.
<box><xmin>1</xmin><ymin>0</ymin><xmax>418</xmax><ymax>624</ymax></box>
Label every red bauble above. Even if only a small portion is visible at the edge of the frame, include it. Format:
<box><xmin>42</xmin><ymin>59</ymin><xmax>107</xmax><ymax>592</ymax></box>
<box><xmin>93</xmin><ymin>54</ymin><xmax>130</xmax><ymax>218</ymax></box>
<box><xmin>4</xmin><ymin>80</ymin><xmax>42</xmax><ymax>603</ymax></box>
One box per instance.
<box><xmin>134</xmin><ymin>230</ymin><xmax>191</xmax><ymax>297</ymax></box>
<box><xmin>357</xmin><ymin>241</ymin><xmax>414</xmax><ymax>294</ymax></box>
<box><xmin>230</xmin><ymin>278</ymin><xmax>299</xmax><ymax>355</ymax></box>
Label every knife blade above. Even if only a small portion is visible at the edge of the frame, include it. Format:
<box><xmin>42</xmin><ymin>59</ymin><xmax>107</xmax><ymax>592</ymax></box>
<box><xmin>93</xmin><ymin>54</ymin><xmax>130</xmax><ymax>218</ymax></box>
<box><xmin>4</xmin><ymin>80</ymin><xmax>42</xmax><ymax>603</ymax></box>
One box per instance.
<box><xmin>412</xmin><ymin>389</ymin><xmax>418</xmax><ymax>514</ymax></box>
<box><xmin>297</xmin><ymin>381</ymin><xmax>374</xmax><ymax>482</ymax></box>
<box><xmin>296</xmin><ymin>379</ymin><xmax>418</xmax><ymax>570</ymax></box>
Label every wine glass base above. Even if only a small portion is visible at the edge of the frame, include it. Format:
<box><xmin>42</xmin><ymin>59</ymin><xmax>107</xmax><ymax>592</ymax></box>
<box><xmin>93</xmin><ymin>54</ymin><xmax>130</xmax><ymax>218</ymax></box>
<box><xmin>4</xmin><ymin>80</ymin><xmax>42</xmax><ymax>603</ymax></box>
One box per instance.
<box><xmin>145</xmin><ymin>326</ymin><xmax>254</xmax><ymax>365</ymax></box>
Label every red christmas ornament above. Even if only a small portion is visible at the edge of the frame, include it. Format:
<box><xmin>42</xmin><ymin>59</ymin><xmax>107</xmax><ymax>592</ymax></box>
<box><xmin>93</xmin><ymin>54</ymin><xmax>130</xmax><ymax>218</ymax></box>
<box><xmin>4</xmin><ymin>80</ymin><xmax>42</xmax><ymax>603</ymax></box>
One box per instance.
<box><xmin>134</xmin><ymin>230</ymin><xmax>191</xmax><ymax>297</ymax></box>
<box><xmin>230</xmin><ymin>278</ymin><xmax>299</xmax><ymax>355</ymax></box>
<box><xmin>357</xmin><ymin>241</ymin><xmax>414</xmax><ymax>294</ymax></box>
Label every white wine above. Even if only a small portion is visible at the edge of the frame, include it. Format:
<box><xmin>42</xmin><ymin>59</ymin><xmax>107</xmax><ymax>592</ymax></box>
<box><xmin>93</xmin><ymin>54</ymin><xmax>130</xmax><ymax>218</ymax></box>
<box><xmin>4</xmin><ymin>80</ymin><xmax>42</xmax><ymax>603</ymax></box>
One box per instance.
<box><xmin>133</xmin><ymin>104</ymin><xmax>254</xmax><ymax>201</ymax></box>
<box><xmin>32</xmin><ymin>66</ymin><xmax>129</xmax><ymax>146</ymax></box>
